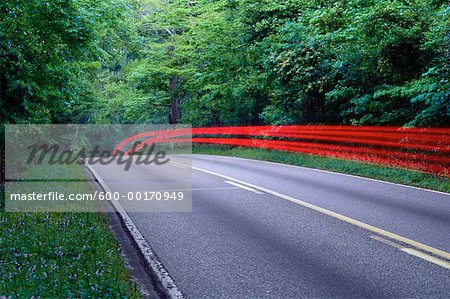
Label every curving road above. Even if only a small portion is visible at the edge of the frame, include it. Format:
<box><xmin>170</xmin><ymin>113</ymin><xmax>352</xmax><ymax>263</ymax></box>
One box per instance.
<box><xmin>91</xmin><ymin>154</ymin><xmax>450</xmax><ymax>298</ymax></box>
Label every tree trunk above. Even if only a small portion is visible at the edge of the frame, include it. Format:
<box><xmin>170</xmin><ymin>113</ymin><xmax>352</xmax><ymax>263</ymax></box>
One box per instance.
<box><xmin>169</xmin><ymin>76</ymin><xmax>180</xmax><ymax>124</ymax></box>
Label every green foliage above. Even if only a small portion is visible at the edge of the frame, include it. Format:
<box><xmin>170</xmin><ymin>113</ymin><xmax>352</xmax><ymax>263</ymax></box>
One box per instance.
<box><xmin>0</xmin><ymin>0</ymin><xmax>136</xmax><ymax>124</ymax></box>
<box><xmin>1</xmin><ymin>0</ymin><xmax>448</xmax><ymax>126</ymax></box>
<box><xmin>0</xmin><ymin>211</ymin><xmax>140</xmax><ymax>297</ymax></box>
<box><xmin>0</xmin><ymin>5</ymin><xmax>139</xmax><ymax>294</ymax></box>
<box><xmin>96</xmin><ymin>0</ymin><xmax>448</xmax><ymax>126</ymax></box>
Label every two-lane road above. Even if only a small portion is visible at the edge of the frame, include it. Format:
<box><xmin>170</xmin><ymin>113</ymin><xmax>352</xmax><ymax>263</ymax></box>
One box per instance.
<box><xmin>91</xmin><ymin>154</ymin><xmax>450</xmax><ymax>298</ymax></box>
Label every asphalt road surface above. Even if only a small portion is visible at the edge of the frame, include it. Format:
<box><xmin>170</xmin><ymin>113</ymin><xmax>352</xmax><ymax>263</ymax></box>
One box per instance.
<box><xmin>91</xmin><ymin>154</ymin><xmax>450</xmax><ymax>298</ymax></box>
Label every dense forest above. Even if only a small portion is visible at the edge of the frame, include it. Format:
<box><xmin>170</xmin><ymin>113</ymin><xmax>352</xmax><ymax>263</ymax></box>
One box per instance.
<box><xmin>1</xmin><ymin>0</ymin><xmax>449</xmax><ymax>127</ymax></box>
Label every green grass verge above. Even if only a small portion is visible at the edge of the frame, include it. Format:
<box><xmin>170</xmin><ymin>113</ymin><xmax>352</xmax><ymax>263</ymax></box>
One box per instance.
<box><xmin>192</xmin><ymin>144</ymin><xmax>450</xmax><ymax>193</ymax></box>
<box><xmin>0</xmin><ymin>185</ymin><xmax>141</xmax><ymax>298</ymax></box>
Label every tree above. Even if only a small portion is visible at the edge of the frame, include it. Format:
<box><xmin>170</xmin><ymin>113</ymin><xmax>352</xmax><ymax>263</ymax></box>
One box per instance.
<box><xmin>0</xmin><ymin>0</ymin><xmax>136</xmax><ymax>124</ymax></box>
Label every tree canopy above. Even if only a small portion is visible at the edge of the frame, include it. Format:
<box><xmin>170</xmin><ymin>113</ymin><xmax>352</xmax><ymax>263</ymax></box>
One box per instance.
<box><xmin>1</xmin><ymin>0</ymin><xmax>449</xmax><ymax>126</ymax></box>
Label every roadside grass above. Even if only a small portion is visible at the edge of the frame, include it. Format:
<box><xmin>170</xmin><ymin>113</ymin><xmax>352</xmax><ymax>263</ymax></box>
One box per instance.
<box><xmin>0</xmin><ymin>175</ymin><xmax>141</xmax><ymax>297</ymax></box>
<box><xmin>192</xmin><ymin>145</ymin><xmax>450</xmax><ymax>193</ymax></box>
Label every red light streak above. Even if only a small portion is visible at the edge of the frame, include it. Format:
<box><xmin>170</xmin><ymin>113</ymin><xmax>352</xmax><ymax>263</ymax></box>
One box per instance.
<box><xmin>114</xmin><ymin>126</ymin><xmax>450</xmax><ymax>177</ymax></box>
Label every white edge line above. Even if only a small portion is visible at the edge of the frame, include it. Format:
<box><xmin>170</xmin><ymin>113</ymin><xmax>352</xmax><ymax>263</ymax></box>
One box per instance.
<box><xmin>86</xmin><ymin>164</ymin><xmax>185</xmax><ymax>299</ymax></box>
<box><xmin>185</xmin><ymin>163</ymin><xmax>450</xmax><ymax>261</ymax></box>
<box><xmin>224</xmin><ymin>180</ymin><xmax>263</xmax><ymax>194</ymax></box>
<box><xmin>193</xmin><ymin>154</ymin><xmax>450</xmax><ymax>196</ymax></box>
